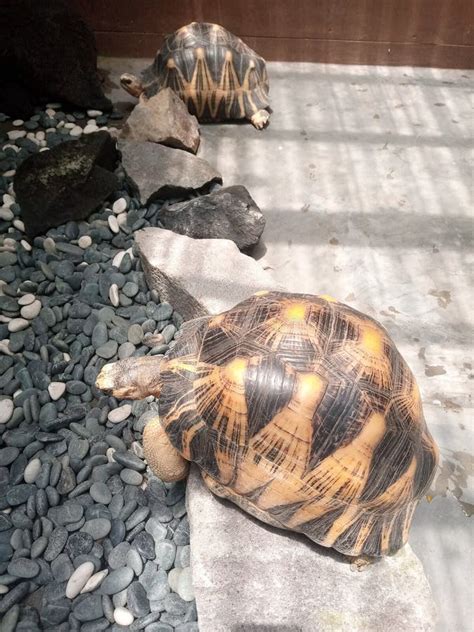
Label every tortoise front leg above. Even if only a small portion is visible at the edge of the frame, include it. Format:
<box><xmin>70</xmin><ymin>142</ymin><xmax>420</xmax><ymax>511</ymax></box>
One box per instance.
<box><xmin>143</xmin><ymin>416</ymin><xmax>190</xmax><ymax>481</ymax></box>
<box><xmin>250</xmin><ymin>109</ymin><xmax>270</xmax><ymax>129</ymax></box>
<box><xmin>96</xmin><ymin>356</ymin><xmax>163</xmax><ymax>400</ymax></box>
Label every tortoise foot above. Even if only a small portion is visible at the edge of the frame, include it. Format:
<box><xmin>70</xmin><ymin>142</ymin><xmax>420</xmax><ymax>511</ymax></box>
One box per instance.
<box><xmin>349</xmin><ymin>555</ymin><xmax>376</xmax><ymax>572</ymax></box>
<box><xmin>143</xmin><ymin>416</ymin><xmax>190</xmax><ymax>481</ymax></box>
<box><xmin>250</xmin><ymin>109</ymin><xmax>270</xmax><ymax>129</ymax></box>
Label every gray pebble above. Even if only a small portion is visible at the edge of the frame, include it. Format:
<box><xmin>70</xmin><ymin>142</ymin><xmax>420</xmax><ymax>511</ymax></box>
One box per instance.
<box><xmin>127</xmin><ymin>580</ymin><xmax>150</xmax><ymax>617</ymax></box>
<box><xmin>96</xmin><ymin>340</ymin><xmax>118</xmax><ymax>360</ymax></box>
<box><xmin>99</xmin><ymin>566</ymin><xmax>134</xmax><ymax>595</ymax></box>
<box><xmin>155</xmin><ymin>540</ymin><xmax>176</xmax><ymax>571</ymax></box>
<box><xmin>81</xmin><ymin>518</ymin><xmax>111</xmax><ymax>540</ymax></box>
<box><xmin>44</xmin><ymin>526</ymin><xmax>68</xmax><ymax>561</ymax></box>
<box><xmin>113</xmin><ymin>451</ymin><xmax>146</xmax><ymax>472</ymax></box>
<box><xmin>120</xmin><ymin>469</ymin><xmax>143</xmax><ymax>486</ymax></box>
<box><xmin>73</xmin><ymin>593</ymin><xmax>103</xmax><ymax>622</ymax></box>
<box><xmin>51</xmin><ymin>553</ymin><xmax>74</xmax><ymax>582</ymax></box>
<box><xmin>108</xmin><ymin>541</ymin><xmax>130</xmax><ymax>569</ymax></box>
<box><xmin>7</xmin><ymin>557</ymin><xmax>39</xmax><ymax>578</ymax></box>
<box><xmin>90</xmin><ymin>482</ymin><xmax>112</xmax><ymax>505</ymax></box>
<box><xmin>126</xmin><ymin>547</ymin><xmax>143</xmax><ymax>576</ymax></box>
<box><xmin>0</xmin><ymin>447</ymin><xmax>19</xmax><ymax>466</ymax></box>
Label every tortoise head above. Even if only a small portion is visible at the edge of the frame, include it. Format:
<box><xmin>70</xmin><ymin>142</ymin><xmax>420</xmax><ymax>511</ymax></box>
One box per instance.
<box><xmin>96</xmin><ymin>356</ymin><xmax>165</xmax><ymax>400</ymax></box>
<box><xmin>120</xmin><ymin>73</ymin><xmax>145</xmax><ymax>98</ymax></box>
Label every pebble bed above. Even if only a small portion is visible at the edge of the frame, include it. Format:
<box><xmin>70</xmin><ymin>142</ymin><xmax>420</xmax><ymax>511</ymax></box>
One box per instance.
<box><xmin>0</xmin><ymin>105</ymin><xmax>198</xmax><ymax>631</ymax></box>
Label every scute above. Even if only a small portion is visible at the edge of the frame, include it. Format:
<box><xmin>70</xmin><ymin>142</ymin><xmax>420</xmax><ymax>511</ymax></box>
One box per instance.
<box><xmin>159</xmin><ymin>291</ymin><xmax>439</xmax><ymax>556</ymax></box>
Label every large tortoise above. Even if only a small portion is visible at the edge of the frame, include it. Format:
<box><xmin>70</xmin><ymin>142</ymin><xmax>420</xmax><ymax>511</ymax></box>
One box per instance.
<box><xmin>97</xmin><ymin>291</ymin><xmax>439</xmax><ymax>558</ymax></box>
<box><xmin>120</xmin><ymin>22</ymin><xmax>270</xmax><ymax>129</ymax></box>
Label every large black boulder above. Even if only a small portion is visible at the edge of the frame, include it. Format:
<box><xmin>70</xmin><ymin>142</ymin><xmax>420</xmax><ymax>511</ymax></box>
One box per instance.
<box><xmin>0</xmin><ymin>0</ymin><xmax>111</xmax><ymax>118</ymax></box>
<box><xmin>14</xmin><ymin>132</ymin><xmax>119</xmax><ymax>237</ymax></box>
<box><xmin>157</xmin><ymin>185</ymin><xmax>266</xmax><ymax>251</ymax></box>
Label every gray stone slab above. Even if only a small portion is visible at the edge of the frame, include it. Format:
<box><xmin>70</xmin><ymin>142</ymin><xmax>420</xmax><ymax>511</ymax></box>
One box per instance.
<box><xmin>136</xmin><ymin>227</ymin><xmax>281</xmax><ymax>320</ymax></box>
<box><xmin>187</xmin><ymin>466</ymin><xmax>437</xmax><ymax>632</ymax></box>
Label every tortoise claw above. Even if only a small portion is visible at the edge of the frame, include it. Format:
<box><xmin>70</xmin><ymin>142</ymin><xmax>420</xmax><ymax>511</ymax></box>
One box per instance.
<box><xmin>250</xmin><ymin>109</ymin><xmax>270</xmax><ymax>129</ymax></box>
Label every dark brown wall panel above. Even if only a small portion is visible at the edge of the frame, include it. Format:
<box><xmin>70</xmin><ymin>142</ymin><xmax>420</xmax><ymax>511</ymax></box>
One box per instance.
<box><xmin>72</xmin><ymin>0</ymin><xmax>474</xmax><ymax>68</ymax></box>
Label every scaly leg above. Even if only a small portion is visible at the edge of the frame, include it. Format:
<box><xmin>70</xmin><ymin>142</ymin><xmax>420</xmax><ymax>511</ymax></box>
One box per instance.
<box><xmin>144</xmin><ymin>416</ymin><xmax>190</xmax><ymax>481</ymax></box>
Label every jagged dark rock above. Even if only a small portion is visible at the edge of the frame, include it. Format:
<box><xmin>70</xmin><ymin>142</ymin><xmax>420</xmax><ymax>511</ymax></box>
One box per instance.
<box><xmin>14</xmin><ymin>132</ymin><xmax>119</xmax><ymax>237</ymax></box>
<box><xmin>157</xmin><ymin>185</ymin><xmax>266</xmax><ymax>250</ymax></box>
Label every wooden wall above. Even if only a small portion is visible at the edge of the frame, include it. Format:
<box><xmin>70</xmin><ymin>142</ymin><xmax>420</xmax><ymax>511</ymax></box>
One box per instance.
<box><xmin>72</xmin><ymin>0</ymin><xmax>473</xmax><ymax>69</ymax></box>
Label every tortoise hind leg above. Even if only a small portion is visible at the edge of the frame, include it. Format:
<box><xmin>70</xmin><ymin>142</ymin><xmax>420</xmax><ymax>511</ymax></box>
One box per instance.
<box><xmin>249</xmin><ymin>109</ymin><xmax>270</xmax><ymax>130</ymax></box>
<box><xmin>143</xmin><ymin>416</ymin><xmax>190</xmax><ymax>482</ymax></box>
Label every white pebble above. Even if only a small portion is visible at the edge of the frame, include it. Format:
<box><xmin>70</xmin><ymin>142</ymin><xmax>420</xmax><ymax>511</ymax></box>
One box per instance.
<box><xmin>64</xmin><ymin>122</ymin><xmax>75</xmax><ymax>129</ymax></box>
<box><xmin>66</xmin><ymin>561</ymin><xmax>95</xmax><ymax>599</ymax></box>
<box><xmin>57</xmin><ymin>120</ymin><xmax>65</xmax><ymax>129</ymax></box>
<box><xmin>8</xmin><ymin>318</ymin><xmax>29</xmax><ymax>333</ymax></box>
<box><xmin>112</xmin><ymin>198</ymin><xmax>127</xmax><ymax>214</ymax></box>
<box><xmin>108</xmin><ymin>404</ymin><xmax>132</xmax><ymax>424</ymax></box>
<box><xmin>3</xmin><ymin>170</ymin><xmax>16</xmax><ymax>177</ymax></box>
<box><xmin>20</xmin><ymin>240</ymin><xmax>32</xmax><ymax>252</ymax></box>
<box><xmin>12</xmin><ymin>119</ymin><xmax>24</xmax><ymax>127</ymax></box>
<box><xmin>87</xmin><ymin>109</ymin><xmax>103</xmax><ymax>118</ymax></box>
<box><xmin>109</xmin><ymin>283</ymin><xmax>119</xmax><ymax>307</ymax></box>
<box><xmin>168</xmin><ymin>567</ymin><xmax>182</xmax><ymax>593</ymax></box>
<box><xmin>116</xmin><ymin>212</ymin><xmax>127</xmax><ymax>227</ymax></box>
<box><xmin>63</xmin><ymin>352</ymin><xmax>71</xmax><ymax>362</ymax></box>
<box><xmin>0</xmin><ymin>341</ymin><xmax>13</xmax><ymax>356</ymax></box>
<box><xmin>3</xmin><ymin>194</ymin><xmax>14</xmax><ymax>207</ymax></box>
<box><xmin>114</xmin><ymin>607</ymin><xmax>134</xmax><ymax>626</ymax></box>
<box><xmin>106</xmin><ymin>447</ymin><xmax>116</xmax><ymax>463</ymax></box>
<box><xmin>2</xmin><ymin>144</ymin><xmax>19</xmax><ymax>153</ymax></box>
<box><xmin>78</xmin><ymin>235</ymin><xmax>92</xmax><ymax>249</ymax></box>
<box><xmin>21</xmin><ymin>299</ymin><xmax>41</xmax><ymax>320</ymax></box>
<box><xmin>13</xmin><ymin>219</ymin><xmax>25</xmax><ymax>232</ymax></box>
<box><xmin>36</xmin><ymin>131</ymin><xmax>45</xmax><ymax>141</ymax></box>
<box><xmin>177</xmin><ymin>566</ymin><xmax>195</xmax><ymax>601</ymax></box>
<box><xmin>45</xmin><ymin>108</ymin><xmax>56</xmax><ymax>117</ymax></box>
<box><xmin>26</xmin><ymin>133</ymin><xmax>36</xmax><ymax>141</ymax></box>
<box><xmin>48</xmin><ymin>382</ymin><xmax>66</xmax><ymax>401</ymax></box>
<box><xmin>112</xmin><ymin>250</ymin><xmax>125</xmax><ymax>268</ymax></box>
<box><xmin>7</xmin><ymin>130</ymin><xmax>26</xmax><ymax>140</ymax></box>
<box><xmin>69</xmin><ymin>126</ymin><xmax>82</xmax><ymax>137</ymax></box>
<box><xmin>46</xmin><ymin>102</ymin><xmax>62</xmax><ymax>109</ymax></box>
<box><xmin>0</xmin><ymin>585</ymin><xmax>8</xmax><ymax>595</ymax></box>
<box><xmin>39</xmin><ymin>148</ymin><xmax>49</xmax><ymax>153</ymax></box>
<box><xmin>108</xmin><ymin>215</ymin><xmax>119</xmax><ymax>234</ymax></box>
<box><xmin>24</xmin><ymin>458</ymin><xmax>41</xmax><ymax>484</ymax></box>
<box><xmin>131</xmin><ymin>441</ymin><xmax>144</xmax><ymax>458</ymax></box>
<box><xmin>18</xmin><ymin>293</ymin><xmax>35</xmax><ymax>306</ymax></box>
<box><xmin>0</xmin><ymin>399</ymin><xmax>14</xmax><ymax>424</ymax></box>
<box><xmin>45</xmin><ymin>128</ymin><xmax>56</xmax><ymax>133</ymax></box>
<box><xmin>83</xmin><ymin>124</ymin><xmax>98</xmax><ymax>134</ymax></box>
<box><xmin>3</xmin><ymin>238</ymin><xmax>16</xmax><ymax>250</ymax></box>
<box><xmin>43</xmin><ymin>237</ymin><xmax>56</xmax><ymax>253</ymax></box>
<box><xmin>80</xmin><ymin>569</ymin><xmax>108</xmax><ymax>593</ymax></box>
<box><xmin>0</xmin><ymin>208</ymin><xmax>13</xmax><ymax>221</ymax></box>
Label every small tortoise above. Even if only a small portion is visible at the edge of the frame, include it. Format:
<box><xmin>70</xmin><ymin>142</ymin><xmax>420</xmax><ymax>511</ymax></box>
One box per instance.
<box><xmin>120</xmin><ymin>22</ymin><xmax>270</xmax><ymax>129</ymax></box>
<box><xmin>97</xmin><ymin>291</ymin><xmax>438</xmax><ymax>558</ymax></box>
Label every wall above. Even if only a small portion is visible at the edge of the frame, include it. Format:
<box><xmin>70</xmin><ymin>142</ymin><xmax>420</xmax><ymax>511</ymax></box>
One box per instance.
<box><xmin>71</xmin><ymin>0</ymin><xmax>473</xmax><ymax>68</ymax></box>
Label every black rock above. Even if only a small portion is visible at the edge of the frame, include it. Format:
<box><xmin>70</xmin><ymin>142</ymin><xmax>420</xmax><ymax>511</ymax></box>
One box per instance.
<box><xmin>127</xmin><ymin>581</ymin><xmax>150</xmax><ymax>617</ymax></box>
<box><xmin>14</xmin><ymin>132</ymin><xmax>120</xmax><ymax>237</ymax></box>
<box><xmin>158</xmin><ymin>185</ymin><xmax>265</xmax><ymax>250</ymax></box>
<box><xmin>72</xmin><ymin>594</ymin><xmax>103</xmax><ymax>622</ymax></box>
<box><xmin>0</xmin><ymin>0</ymin><xmax>111</xmax><ymax>118</ymax></box>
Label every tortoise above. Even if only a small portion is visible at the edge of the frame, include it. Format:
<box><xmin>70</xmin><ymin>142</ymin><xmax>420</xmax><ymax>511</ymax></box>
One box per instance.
<box><xmin>97</xmin><ymin>291</ymin><xmax>439</xmax><ymax>558</ymax></box>
<box><xmin>120</xmin><ymin>22</ymin><xmax>270</xmax><ymax>129</ymax></box>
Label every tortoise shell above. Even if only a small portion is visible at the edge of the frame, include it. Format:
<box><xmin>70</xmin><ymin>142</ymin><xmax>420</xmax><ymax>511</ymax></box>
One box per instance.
<box><xmin>158</xmin><ymin>291</ymin><xmax>438</xmax><ymax>557</ymax></box>
<box><xmin>137</xmin><ymin>22</ymin><xmax>270</xmax><ymax>124</ymax></box>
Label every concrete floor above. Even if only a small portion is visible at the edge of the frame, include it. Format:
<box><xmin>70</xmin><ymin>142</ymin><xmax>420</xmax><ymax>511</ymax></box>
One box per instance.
<box><xmin>101</xmin><ymin>58</ymin><xmax>473</xmax><ymax>631</ymax></box>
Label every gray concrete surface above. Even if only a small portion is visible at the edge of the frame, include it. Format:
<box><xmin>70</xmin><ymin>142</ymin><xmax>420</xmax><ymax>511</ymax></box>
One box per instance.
<box><xmin>101</xmin><ymin>58</ymin><xmax>473</xmax><ymax>631</ymax></box>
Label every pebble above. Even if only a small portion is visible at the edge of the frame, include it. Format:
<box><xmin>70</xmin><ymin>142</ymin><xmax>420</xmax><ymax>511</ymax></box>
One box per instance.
<box><xmin>81</xmin><ymin>568</ymin><xmax>109</xmax><ymax>593</ymax></box>
<box><xmin>87</xmin><ymin>109</ymin><xmax>103</xmax><ymax>118</ymax></box>
<box><xmin>96</xmin><ymin>340</ymin><xmax>118</xmax><ymax>359</ymax></box>
<box><xmin>112</xmin><ymin>198</ymin><xmax>127</xmax><ymax>213</ymax></box>
<box><xmin>108</xmin><ymin>215</ymin><xmax>120</xmax><ymax>234</ymax></box>
<box><xmin>114</xmin><ymin>606</ymin><xmax>134</xmax><ymax>626</ymax></box>
<box><xmin>83</xmin><ymin>124</ymin><xmax>98</xmax><ymax>134</ymax></box>
<box><xmin>127</xmin><ymin>580</ymin><xmax>150</xmax><ymax>617</ymax></box>
<box><xmin>155</xmin><ymin>540</ymin><xmax>176</xmax><ymax>571</ymax></box>
<box><xmin>78</xmin><ymin>235</ymin><xmax>92</xmax><ymax>248</ymax></box>
<box><xmin>90</xmin><ymin>482</ymin><xmax>112</xmax><ymax>505</ymax></box>
<box><xmin>73</xmin><ymin>593</ymin><xmax>103</xmax><ymax>621</ymax></box>
<box><xmin>108</xmin><ymin>404</ymin><xmax>132</xmax><ymax>424</ymax></box>
<box><xmin>69</xmin><ymin>125</ymin><xmax>83</xmax><ymax>137</ymax></box>
<box><xmin>7</xmin><ymin>318</ymin><xmax>29</xmax><ymax>333</ymax></box>
<box><xmin>24</xmin><ymin>458</ymin><xmax>41</xmax><ymax>483</ymax></box>
<box><xmin>120</xmin><ymin>469</ymin><xmax>143</xmax><ymax>486</ymax></box>
<box><xmin>100</xmin><ymin>566</ymin><xmax>134</xmax><ymax>595</ymax></box>
<box><xmin>0</xmin><ymin>447</ymin><xmax>19</xmax><ymax>466</ymax></box>
<box><xmin>108</xmin><ymin>541</ymin><xmax>130</xmax><ymax>569</ymax></box>
<box><xmin>81</xmin><ymin>518</ymin><xmax>112</xmax><ymax>540</ymax></box>
<box><xmin>176</xmin><ymin>567</ymin><xmax>194</xmax><ymax>601</ymax></box>
<box><xmin>109</xmin><ymin>284</ymin><xmax>120</xmax><ymax>307</ymax></box>
<box><xmin>66</xmin><ymin>561</ymin><xmax>95</xmax><ymax>598</ymax></box>
<box><xmin>20</xmin><ymin>299</ymin><xmax>41</xmax><ymax>319</ymax></box>
<box><xmin>17</xmin><ymin>293</ymin><xmax>35</xmax><ymax>306</ymax></box>
<box><xmin>7</xmin><ymin>557</ymin><xmax>39</xmax><ymax>579</ymax></box>
<box><xmin>0</xmin><ymin>399</ymin><xmax>14</xmax><ymax>424</ymax></box>
<box><xmin>7</xmin><ymin>130</ymin><xmax>26</xmax><ymax>141</ymax></box>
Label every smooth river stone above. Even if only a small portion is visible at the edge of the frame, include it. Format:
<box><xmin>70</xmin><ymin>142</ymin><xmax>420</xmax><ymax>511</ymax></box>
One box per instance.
<box><xmin>0</xmin><ymin>399</ymin><xmax>14</xmax><ymax>424</ymax></box>
<box><xmin>66</xmin><ymin>561</ymin><xmax>95</xmax><ymax>598</ymax></box>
